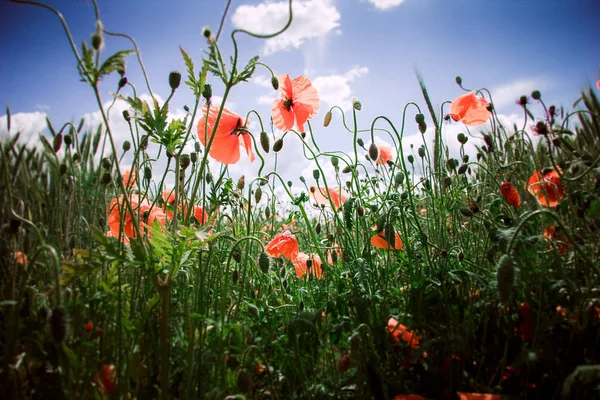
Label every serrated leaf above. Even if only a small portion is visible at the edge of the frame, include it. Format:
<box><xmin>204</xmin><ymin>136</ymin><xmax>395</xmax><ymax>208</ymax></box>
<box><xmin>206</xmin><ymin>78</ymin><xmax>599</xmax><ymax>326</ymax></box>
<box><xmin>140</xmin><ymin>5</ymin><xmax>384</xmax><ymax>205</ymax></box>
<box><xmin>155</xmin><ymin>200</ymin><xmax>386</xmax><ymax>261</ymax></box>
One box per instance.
<box><xmin>98</xmin><ymin>50</ymin><xmax>135</xmax><ymax>81</ymax></box>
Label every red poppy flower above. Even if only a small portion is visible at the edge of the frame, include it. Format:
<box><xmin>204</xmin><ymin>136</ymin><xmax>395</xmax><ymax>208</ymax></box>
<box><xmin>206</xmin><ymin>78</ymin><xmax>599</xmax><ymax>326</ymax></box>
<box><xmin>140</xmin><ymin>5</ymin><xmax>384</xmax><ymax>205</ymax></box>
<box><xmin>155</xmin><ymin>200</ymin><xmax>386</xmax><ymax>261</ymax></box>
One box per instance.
<box><xmin>519</xmin><ymin>302</ymin><xmax>533</xmax><ymax>341</ymax></box>
<box><xmin>265</xmin><ymin>230</ymin><xmax>299</xmax><ymax>260</ymax></box>
<box><xmin>527</xmin><ymin>169</ymin><xmax>564</xmax><ymax>207</ymax></box>
<box><xmin>122</xmin><ymin>168</ymin><xmax>136</xmax><ymax>189</ymax></box>
<box><xmin>450</xmin><ymin>92</ymin><xmax>491</xmax><ymax>126</ymax></box>
<box><xmin>194</xmin><ymin>205</ymin><xmax>208</xmax><ymax>224</ymax></box>
<box><xmin>292</xmin><ymin>252</ymin><xmax>323</xmax><ymax>279</ymax></box>
<box><xmin>272</xmin><ymin>74</ymin><xmax>320</xmax><ymax>133</ymax></box>
<box><xmin>500</xmin><ymin>181</ymin><xmax>521</xmax><ymax>207</ymax></box>
<box><xmin>107</xmin><ymin>195</ymin><xmax>167</xmax><ymax>243</ymax></box>
<box><xmin>310</xmin><ymin>186</ymin><xmax>348</xmax><ymax>209</ymax></box>
<box><xmin>13</xmin><ymin>251</ymin><xmax>28</xmax><ymax>267</ymax></box>
<box><xmin>457</xmin><ymin>393</ymin><xmax>501</xmax><ymax>400</ymax></box>
<box><xmin>371</xmin><ymin>229</ymin><xmax>403</xmax><ymax>251</ymax></box>
<box><xmin>376</xmin><ymin>144</ymin><xmax>394</xmax><ymax>165</ymax></box>
<box><xmin>387</xmin><ymin>318</ymin><xmax>422</xmax><ymax>348</ymax></box>
<box><xmin>197</xmin><ymin>104</ymin><xmax>255</xmax><ymax>164</ymax></box>
<box><xmin>84</xmin><ymin>321</ymin><xmax>94</xmax><ymax>333</ymax></box>
<box><xmin>543</xmin><ymin>225</ymin><xmax>570</xmax><ymax>254</ymax></box>
<box><xmin>96</xmin><ymin>364</ymin><xmax>117</xmax><ymax>395</ymax></box>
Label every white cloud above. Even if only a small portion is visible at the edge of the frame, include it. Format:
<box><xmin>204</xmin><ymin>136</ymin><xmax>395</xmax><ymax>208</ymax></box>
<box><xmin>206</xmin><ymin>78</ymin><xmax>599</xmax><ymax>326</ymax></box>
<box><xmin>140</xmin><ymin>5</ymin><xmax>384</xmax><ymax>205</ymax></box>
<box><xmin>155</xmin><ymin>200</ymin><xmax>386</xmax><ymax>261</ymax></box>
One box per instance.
<box><xmin>257</xmin><ymin>94</ymin><xmax>276</xmax><ymax>105</ymax></box>
<box><xmin>367</xmin><ymin>0</ymin><xmax>407</xmax><ymax>10</ymax></box>
<box><xmin>231</xmin><ymin>0</ymin><xmax>341</xmax><ymax>55</ymax></box>
<box><xmin>0</xmin><ymin>111</ymin><xmax>48</xmax><ymax>146</ymax></box>
<box><xmin>491</xmin><ymin>77</ymin><xmax>548</xmax><ymax>109</ymax></box>
<box><xmin>252</xmin><ymin>75</ymin><xmax>274</xmax><ymax>88</ymax></box>
<box><xmin>312</xmin><ymin>66</ymin><xmax>369</xmax><ymax>111</ymax></box>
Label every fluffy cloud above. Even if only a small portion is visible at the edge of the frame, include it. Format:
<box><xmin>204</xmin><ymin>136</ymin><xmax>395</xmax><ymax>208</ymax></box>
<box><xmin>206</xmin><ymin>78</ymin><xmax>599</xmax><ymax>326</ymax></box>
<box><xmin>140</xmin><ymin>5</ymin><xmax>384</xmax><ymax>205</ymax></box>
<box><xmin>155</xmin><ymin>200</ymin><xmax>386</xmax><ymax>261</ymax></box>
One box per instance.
<box><xmin>0</xmin><ymin>111</ymin><xmax>48</xmax><ymax>146</ymax></box>
<box><xmin>367</xmin><ymin>0</ymin><xmax>407</xmax><ymax>11</ymax></box>
<box><xmin>491</xmin><ymin>77</ymin><xmax>548</xmax><ymax>110</ymax></box>
<box><xmin>312</xmin><ymin>66</ymin><xmax>368</xmax><ymax>111</ymax></box>
<box><xmin>231</xmin><ymin>0</ymin><xmax>341</xmax><ymax>55</ymax></box>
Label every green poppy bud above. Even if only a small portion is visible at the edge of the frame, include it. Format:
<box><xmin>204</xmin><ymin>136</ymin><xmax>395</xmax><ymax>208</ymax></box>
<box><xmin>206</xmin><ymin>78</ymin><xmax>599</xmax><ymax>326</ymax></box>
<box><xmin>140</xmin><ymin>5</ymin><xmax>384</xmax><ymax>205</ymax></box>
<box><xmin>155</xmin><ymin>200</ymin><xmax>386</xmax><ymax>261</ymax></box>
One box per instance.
<box><xmin>169</xmin><ymin>71</ymin><xmax>182</xmax><ymax>90</ymax></box>
<box><xmin>368</xmin><ymin>143</ymin><xmax>379</xmax><ymax>162</ymax></box>
<box><xmin>180</xmin><ymin>154</ymin><xmax>191</xmax><ymax>170</ymax></box>
<box><xmin>202</xmin><ymin>84</ymin><xmax>212</xmax><ymax>101</ymax></box>
<box><xmin>324</xmin><ymin>111</ymin><xmax>332</xmax><ymax>127</ymax></box>
<box><xmin>415</xmin><ymin>113</ymin><xmax>425</xmax><ymax>124</ymax></box>
<box><xmin>457</xmin><ymin>133</ymin><xmax>468</xmax><ymax>144</ymax></box>
<box><xmin>273</xmin><ymin>138</ymin><xmax>284</xmax><ymax>152</ymax></box>
<box><xmin>260</xmin><ymin>131</ymin><xmax>270</xmax><ymax>153</ymax></box>
<box><xmin>122</xmin><ymin>141</ymin><xmax>131</xmax><ymax>152</ymax></box>
<box><xmin>271</xmin><ymin>76</ymin><xmax>279</xmax><ymax>90</ymax></box>
<box><xmin>313</xmin><ymin>169</ymin><xmax>320</xmax><ymax>181</ymax></box>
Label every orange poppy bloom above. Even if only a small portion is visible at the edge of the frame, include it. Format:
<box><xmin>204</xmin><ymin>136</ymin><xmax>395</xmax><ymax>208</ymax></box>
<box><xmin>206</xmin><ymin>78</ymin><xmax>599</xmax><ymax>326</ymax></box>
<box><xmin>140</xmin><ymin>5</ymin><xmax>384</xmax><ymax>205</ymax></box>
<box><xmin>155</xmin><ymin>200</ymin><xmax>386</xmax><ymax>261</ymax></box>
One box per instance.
<box><xmin>376</xmin><ymin>144</ymin><xmax>394</xmax><ymax>165</ymax></box>
<box><xmin>457</xmin><ymin>393</ymin><xmax>501</xmax><ymax>400</ymax></box>
<box><xmin>450</xmin><ymin>92</ymin><xmax>491</xmax><ymax>126</ymax></box>
<box><xmin>292</xmin><ymin>252</ymin><xmax>323</xmax><ymax>279</ymax></box>
<box><xmin>310</xmin><ymin>186</ymin><xmax>347</xmax><ymax>209</ymax></box>
<box><xmin>122</xmin><ymin>168</ymin><xmax>136</xmax><ymax>189</ymax></box>
<box><xmin>14</xmin><ymin>251</ymin><xmax>28</xmax><ymax>267</ymax></box>
<box><xmin>194</xmin><ymin>205</ymin><xmax>208</xmax><ymax>224</ymax></box>
<box><xmin>500</xmin><ymin>181</ymin><xmax>520</xmax><ymax>207</ymax></box>
<box><xmin>543</xmin><ymin>225</ymin><xmax>570</xmax><ymax>254</ymax></box>
<box><xmin>387</xmin><ymin>318</ymin><xmax>422</xmax><ymax>348</ymax></box>
<box><xmin>371</xmin><ymin>229</ymin><xmax>403</xmax><ymax>251</ymax></box>
<box><xmin>84</xmin><ymin>321</ymin><xmax>94</xmax><ymax>333</ymax></box>
<box><xmin>265</xmin><ymin>230</ymin><xmax>299</xmax><ymax>260</ymax></box>
<box><xmin>107</xmin><ymin>195</ymin><xmax>167</xmax><ymax>242</ymax></box>
<box><xmin>527</xmin><ymin>169</ymin><xmax>564</xmax><ymax>207</ymax></box>
<box><xmin>392</xmin><ymin>396</ymin><xmax>425</xmax><ymax>400</ymax></box>
<box><xmin>197</xmin><ymin>104</ymin><xmax>255</xmax><ymax>164</ymax></box>
<box><xmin>272</xmin><ymin>74</ymin><xmax>320</xmax><ymax>133</ymax></box>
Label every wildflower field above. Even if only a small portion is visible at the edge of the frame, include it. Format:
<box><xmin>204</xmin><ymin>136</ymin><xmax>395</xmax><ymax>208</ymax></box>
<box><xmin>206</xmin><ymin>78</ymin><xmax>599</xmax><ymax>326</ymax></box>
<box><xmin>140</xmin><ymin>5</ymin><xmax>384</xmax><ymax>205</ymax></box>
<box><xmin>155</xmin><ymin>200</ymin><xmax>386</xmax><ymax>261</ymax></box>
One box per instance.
<box><xmin>1</xmin><ymin>1</ymin><xmax>600</xmax><ymax>399</ymax></box>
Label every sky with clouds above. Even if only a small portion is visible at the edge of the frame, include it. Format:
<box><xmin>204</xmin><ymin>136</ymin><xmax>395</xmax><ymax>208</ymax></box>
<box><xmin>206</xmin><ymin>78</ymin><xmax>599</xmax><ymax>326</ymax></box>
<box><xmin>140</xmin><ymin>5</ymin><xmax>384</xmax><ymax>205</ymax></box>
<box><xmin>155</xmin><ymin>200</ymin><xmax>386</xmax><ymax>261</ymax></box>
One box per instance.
<box><xmin>1</xmin><ymin>0</ymin><xmax>599</xmax><ymax>193</ymax></box>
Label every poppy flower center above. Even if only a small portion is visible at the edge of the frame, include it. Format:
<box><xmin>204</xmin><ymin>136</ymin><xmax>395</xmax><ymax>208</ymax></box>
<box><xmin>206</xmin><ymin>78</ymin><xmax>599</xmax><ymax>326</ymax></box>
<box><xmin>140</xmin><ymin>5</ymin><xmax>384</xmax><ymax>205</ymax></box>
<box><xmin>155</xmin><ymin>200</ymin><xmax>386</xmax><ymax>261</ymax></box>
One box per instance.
<box><xmin>283</xmin><ymin>98</ymin><xmax>293</xmax><ymax>111</ymax></box>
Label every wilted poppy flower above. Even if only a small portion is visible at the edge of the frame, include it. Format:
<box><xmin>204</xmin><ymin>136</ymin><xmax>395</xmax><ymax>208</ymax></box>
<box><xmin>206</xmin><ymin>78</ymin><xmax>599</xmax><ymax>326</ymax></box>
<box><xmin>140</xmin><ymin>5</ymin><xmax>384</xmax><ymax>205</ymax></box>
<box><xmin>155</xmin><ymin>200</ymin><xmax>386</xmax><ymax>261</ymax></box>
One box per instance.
<box><xmin>13</xmin><ymin>251</ymin><xmax>28</xmax><ymax>267</ymax></box>
<box><xmin>292</xmin><ymin>252</ymin><xmax>323</xmax><ymax>279</ymax></box>
<box><xmin>543</xmin><ymin>225</ymin><xmax>570</xmax><ymax>254</ymax></box>
<box><xmin>310</xmin><ymin>186</ymin><xmax>348</xmax><ymax>209</ymax></box>
<box><xmin>387</xmin><ymin>317</ymin><xmax>422</xmax><ymax>348</ymax></box>
<box><xmin>519</xmin><ymin>302</ymin><xmax>533</xmax><ymax>341</ymax></box>
<box><xmin>527</xmin><ymin>169</ymin><xmax>564</xmax><ymax>207</ymax></box>
<box><xmin>107</xmin><ymin>195</ymin><xmax>167</xmax><ymax>242</ymax></box>
<box><xmin>499</xmin><ymin>181</ymin><xmax>521</xmax><ymax>207</ymax></box>
<box><xmin>122</xmin><ymin>168</ymin><xmax>136</xmax><ymax>189</ymax></box>
<box><xmin>375</xmin><ymin>144</ymin><xmax>394</xmax><ymax>165</ymax></box>
<box><xmin>450</xmin><ymin>92</ymin><xmax>491</xmax><ymax>126</ymax></box>
<box><xmin>197</xmin><ymin>104</ymin><xmax>255</xmax><ymax>164</ymax></box>
<box><xmin>272</xmin><ymin>74</ymin><xmax>320</xmax><ymax>133</ymax></box>
<box><xmin>457</xmin><ymin>393</ymin><xmax>501</xmax><ymax>400</ymax></box>
<box><xmin>265</xmin><ymin>230</ymin><xmax>299</xmax><ymax>260</ymax></box>
<box><xmin>371</xmin><ymin>229</ymin><xmax>403</xmax><ymax>251</ymax></box>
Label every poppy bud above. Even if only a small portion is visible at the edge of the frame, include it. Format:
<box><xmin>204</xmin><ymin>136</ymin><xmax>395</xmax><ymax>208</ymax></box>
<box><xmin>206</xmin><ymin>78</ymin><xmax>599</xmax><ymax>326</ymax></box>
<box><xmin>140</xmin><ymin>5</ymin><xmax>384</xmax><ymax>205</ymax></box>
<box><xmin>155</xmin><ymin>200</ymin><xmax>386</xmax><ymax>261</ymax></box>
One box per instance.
<box><xmin>64</xmin><ymin>134</ymin><xmax>72</xmax><ymax>146</ymax></box>
<box><xmin>273</xmin><ymin>138</ymin><xmax>284</xmax><ymax>152</ymax></box>
<box><xmin>499</xmin><ymin>181</ymin><xmax>520</xmax><ymax>207</ymax></box>
<box><xmin>415</xmin><ymin>113</ymin><xmax>425</xmax><ymax>124</ymax></box>
<box><xmin>271</xmin><ymin>76</ymin><xmax>279</xmax><ymax>90</ymax></box>
<box><xmin>531</xmin><ymin>90</ymin><xmax>541</xmax><ymax>100</ymax></box>
<box><xmin>299</xmin><ymin>176</ymin><xmax>306</xmax><ymax>183</ymax></box>
<box><xmin>419</xmin><ymin>121</ymin><xmax>427</xmax><ymax>134</ymax></box>
<box><xmin>260</xmin><ymin>131</ymin><xmax>270</xmax><ymax>153</ymax></box>
<box><xmin>236</xmin><ymin>368</ymin><xmax>252</xmax><ymax>393</ymax></box>
<box><xmin>169</xmin><ymin>71</ymin><xmax>182</xmax><ymax>90</ymax></box>
<box><xmin>331</xmin><ymin>156</ymin><xmax>339</xmax><ymax>167</ymax></box>
<box><xmin>367</xmin><ymin>143</ymin><xmax>379</xmax><ymax>161</ymax></box>
<box><xmin>254</xmin><ymin>186</ymin><xmax>262</xmax><ymax>203</ymax></box>
<box><xmin>342</xmin><ymin>165</ymin><xmax>353</xmax><ymax>174</ymax></box>
<box><xmin>53</xmin><ymin>133</ymin><xmax>63</xmax><ymax>153</ymax></box>
<box><xmin>455</xmin><ymin>76</ymin><xmax>462</xmax><ymax>85</ymax></box>
<box><xmin>462</xmin><ymin>154</ymin><xmax>469</xmax><ymax>163</ymax></box>
<box><xmin>356</xmin><ymin>205</ymin><xmax>364</xmax><ymax>217</ymax></box>
<box><xmin>459</xmin><ymin>207</ymin><xmax>473</xmax><ymax>217</ymax></box>
<box><xmin>394</xmin><ymin>172</ymin><xmax>405</xmax><ymax>186</ymax></box>
<box><xmin>496</xmin><ymin>255</ymin><xmax>515</xmax><ymax>303</ymax></box>
<box><xmin>232</xmin><ymin>246</ymin><xmax>242</xmax><ymax>263</ymax></box>
<box><xmin>72</xmin><ymin>153</ymin><xmax>80</xmax><ymax>163</ymax></box>
<box><xmin>202</xmin><ymin>84</ymin><xmax>212</xmax><ymax>101</ymax></box>
<box><xmin>60</xmin><ymin>163</ymin><xmax>68</xmax><ymax>176</ymax></box>
<box><xmin>447</xmin><ymin>158</ymin><xmax>458</xmax><ymax>171</ymax></box>
<box><xmin>180</xmin><ymin>154</ymin><xmax>191</xmax><ymax>170</ymax></box>
<box><xmin>91</xmin><ymin>33</ymin><xmax>103</xmax><ymax>51</ymax></box>
<box><xmin>457</xmin><ymin>133</ymin><xmax>468</xmax><ymax>145</ymax></box>
<box><xmin>458</xmin><ymin>164</ymin><xmax>468</xmax><ymax>175</ymax></box>
<box><xmin>237</xmin><ymin>175</ymin><xmax>245</xmax><ymax>190</ymax></box>
<box><xmin>140</xmin><ymin>135</ymin><xmax>149</xmax><ymax>150</ymax></box>
<box><xmin>101</xmin><ymin>172</ymin><xmax>112</xmax><ymax>185</ymax></box>
<box><xmin>122</xmin><ymin>140</ymin><xmax>131</xmax><ymax>152</ymax></box>
<box><xmin>118</xmin><ymin>77</ymin><xmax>128</xmax><ymax>89</ymax></box>
<box><xmin>356</xmin><ymin>138</ymin><xmax>364</xmax><ymax>148</ymax></box>
<box><xmin>352</xmin><ymin>97</ymin><xmax>362</xmax><ymax>111</ymax></box>
<box><xmin>232</xmin><ymin>269</ymin><xmax>239</xmax><ymax>284</ymax></box>
<box><xmin>418</xmin><ymin>146</ymin><xmax>426</xmax><ymax>158</ymax></box>
<box><xmin>259</xmin><ymin>251</ymin><xmax>270</xmax><ymax>273</ymax></box>
<box><xmin>407</xmin><ymin>155</ymin><xmax>414</xmax><ymax>164</ymax></box>
<box><xmin>316</xmin><ymin>222</ymin><xmax>321</xmax><ymax>234</ymax></box>
<box><xmin>338</xmin><ymin>356</ymin><xmax>350</xmax><ymax>372</ymax></box>
<box><xmin>194</xmin><ymin>141</ymin><xmax>201</xmax><ymax>153</ymax></box>
<box><xmin>265</xmin><ymin>206</ymin><xmax>271</xmax><ymax>219</ymax></box>
<box><xmin>287</xmin><ymin>180</ymin><xmax>292</xmax><ymax>187</ymax></box>
<box><xmin>122</xmin><ymin>110</ymin><xmax>131</xmax><ymax>122</ymax></box>
<box><xmin>202</xmin><ymin>26</ymin><xmax>212</xmax><ymax>39</ymax></box>
<box><xmin>324</xmin><ymin>111</ymin><xmax>332</xmax><ymax>127</ymax></box>
<box><xmin>458</xmin><ymin>252</ymin><xmax>464</xmax><ymax>262</ymax></box>
<box><xmin>50</xmin><ymin>307</ymin><xmax>69</xmax><ymax>344</ymax></box>
<box><xmin>190</xmin><ymin>152</ymin><xmax>197</xmax><ymax>163</ymax></box>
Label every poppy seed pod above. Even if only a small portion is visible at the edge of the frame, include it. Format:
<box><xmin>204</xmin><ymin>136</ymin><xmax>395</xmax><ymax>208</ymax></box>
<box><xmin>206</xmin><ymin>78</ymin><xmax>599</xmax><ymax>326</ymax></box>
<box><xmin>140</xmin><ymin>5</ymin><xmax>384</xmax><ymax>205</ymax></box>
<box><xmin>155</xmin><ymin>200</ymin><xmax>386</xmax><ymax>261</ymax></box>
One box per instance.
<box><xmin>518</xmin><ymin>95</ymin><xmax>528</xmax><ymax>106</ymax></box>
<box><xmin>180</xmin><ymin>154</ymin><xmax>191</xmax><ymax>170</ymax></box>
<box><xmin>271</xmin><ymin>76</ymin><xmax>279</xmax><ymax>90</ymax></box>
<box><xmin>531</xmin><ymin>90</ymin><xmax>541</xmax><ymax>100</ymax></box>
<box><xmin>202</xmin><ymin>26</ymin><xmax>212</xmax><ymax>39</ymax></box>
<box><xmin>394</xmin><ymin>172</ymin><xmax>405</xmax><ymax>186</ymax></box>
<box><xmin>331</xmin><ymin>156</ymin><xmax>339</xmax><ymax>167</ymax></box>
<box><xmin>190</xmin><ymin>152</ymin><xmax>197</xmax><ymax>163</ymax></box>
<box><xmin>122</xmin><ymin>141</ymin><xmax>131</xmax><ymax>152</ymax></box>
<box><xmin>102</xmin><ymin>158</ymin><xmax>111</xmax><ymax>169</ymax></box>
<box><xmin>260</xmin><ymin>131</ymin><xmax>270</xmax><ymax>153</ymax></box>
<box><xmin>407</xmin><ymin>155</ymin><xmax>414</xmax><ymax>164</ymax></box>
<box><xmin>169</xmin><ymin>71</ymin><xmax>182</xmax><ymax>90</ymax></box>
<box><xmin>415</xmin><ymin>113</ymin><xmax>425</xmax><ymax>124</ymax></box>
<box><xmin>101</xmin><ymin>172</ymin><xmax>112</xmax><ymax>185</ymax></box>
<box><xmin>419</xmin><ymin>121</ymin><xmax>427</xmax><ymax>134</ymax></box>
<box><xmin>418</xmin><ymin>146</ymin><xmax>426</xmax><ymax>158</ymax></box>
<box><xmin>312</xmin><ymin>169</ymin><xmax>320</xmax><ymax>181</ymax></box>
<box><xmin>273</xmin><ymin>138</ymin><xmax>284</xmax><ymax>152</ymax></box>
<box><xmin>287</xmin><ymin>180</ymin><xmax>292</xmax><ymax>187</ymax></box>
<box><xmin>368</xmin><ymin>143</ymin><xmax>379</xmax><ymax>162</ymax></box>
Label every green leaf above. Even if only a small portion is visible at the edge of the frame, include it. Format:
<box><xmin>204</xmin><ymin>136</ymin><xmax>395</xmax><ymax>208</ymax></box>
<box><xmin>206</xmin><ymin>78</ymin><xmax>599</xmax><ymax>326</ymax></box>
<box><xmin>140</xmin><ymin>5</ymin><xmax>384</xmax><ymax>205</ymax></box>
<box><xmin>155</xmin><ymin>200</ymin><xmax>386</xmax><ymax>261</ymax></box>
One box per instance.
<box><xmin>97</xmin><ymin>50</ymin><xmax>135</xmax><ymax>82</ymax></box>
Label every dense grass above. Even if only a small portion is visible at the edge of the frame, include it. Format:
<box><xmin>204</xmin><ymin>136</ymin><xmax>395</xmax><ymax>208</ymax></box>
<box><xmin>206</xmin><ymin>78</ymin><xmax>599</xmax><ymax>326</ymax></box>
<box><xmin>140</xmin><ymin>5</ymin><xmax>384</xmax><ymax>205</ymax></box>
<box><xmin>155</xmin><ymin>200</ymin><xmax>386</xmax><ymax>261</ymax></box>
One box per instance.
<box><xmin>2</xmin><ymin>1</ymin><xmax>600</xmax><ymax>399</ymax></box>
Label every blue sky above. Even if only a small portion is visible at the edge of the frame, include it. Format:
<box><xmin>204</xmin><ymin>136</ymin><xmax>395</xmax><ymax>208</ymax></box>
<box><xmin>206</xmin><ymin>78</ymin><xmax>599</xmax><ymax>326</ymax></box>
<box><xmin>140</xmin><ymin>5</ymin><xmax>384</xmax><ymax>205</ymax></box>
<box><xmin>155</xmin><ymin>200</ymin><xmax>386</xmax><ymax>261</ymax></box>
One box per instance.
<box><xmin>1</xmin><ymin>0</ymin><xmax>599</xmax><ymax>186</ymax></box>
